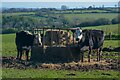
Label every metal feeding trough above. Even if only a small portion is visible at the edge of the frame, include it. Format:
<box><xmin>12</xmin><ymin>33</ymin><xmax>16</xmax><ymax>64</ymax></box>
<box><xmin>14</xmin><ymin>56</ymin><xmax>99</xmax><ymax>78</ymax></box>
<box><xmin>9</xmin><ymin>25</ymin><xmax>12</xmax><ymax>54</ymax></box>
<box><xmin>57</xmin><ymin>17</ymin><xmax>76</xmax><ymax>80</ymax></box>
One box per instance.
<box><xmin>30</xmin><ymin>28</ymin><xmax>80</xmax><ymax>62</ymax></box>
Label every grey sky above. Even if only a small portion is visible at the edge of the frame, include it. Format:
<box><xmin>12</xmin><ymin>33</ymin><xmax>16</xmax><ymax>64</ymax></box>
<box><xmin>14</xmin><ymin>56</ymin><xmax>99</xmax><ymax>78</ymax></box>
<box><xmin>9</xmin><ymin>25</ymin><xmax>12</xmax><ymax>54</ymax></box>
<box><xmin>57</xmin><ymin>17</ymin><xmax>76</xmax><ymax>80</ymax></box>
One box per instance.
<box><xmin>2</xmin><ymin>2</ymin><xmax>118</xmax><ymax>9</ymax></box>
<box><xmin>1</xmin><ymin>0</ymin><xmax>119</xmax><ymax>2</ymax></box>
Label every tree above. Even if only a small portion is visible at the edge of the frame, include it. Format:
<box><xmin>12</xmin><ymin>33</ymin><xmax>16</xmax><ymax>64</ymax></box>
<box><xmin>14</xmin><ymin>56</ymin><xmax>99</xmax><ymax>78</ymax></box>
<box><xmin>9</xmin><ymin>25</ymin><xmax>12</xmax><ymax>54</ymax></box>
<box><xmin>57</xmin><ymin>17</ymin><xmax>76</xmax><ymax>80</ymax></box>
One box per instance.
<box><xmin>102</xmin><ymin>5</ymin><xmax>104</xmax><ymax>9</ymax></box>
<box><xmin>2</xmin><ymin>15</ymin><xmax>41</xmax><ymax>29</ymax></box>
<box><xmin>61</xmin><ymin>5</ymin><xmax>68</xmax><ymax>10</ymax></box>
<box><xmin>112</xmin><ymin>17</ymin><xmax>119</xmax><ymax>24</ymax></box>
<box><xmin>95</xmin><ymin>18</ymin><xmax>111</xmax><ymax>26</ymax></box>
<box><xmin>115</xmin><ymin>5</ymin><xmax>117</xmax><ymax>8</ymax></box>
<box><xmin>93</xmin><ymin>5</ymin><xmax>95</xmax><ymax>8</ymax></box>
<box><xmin>58</xmin><ymin>14</ymin><xmax>69</xmax><ymax>27</ymax></box>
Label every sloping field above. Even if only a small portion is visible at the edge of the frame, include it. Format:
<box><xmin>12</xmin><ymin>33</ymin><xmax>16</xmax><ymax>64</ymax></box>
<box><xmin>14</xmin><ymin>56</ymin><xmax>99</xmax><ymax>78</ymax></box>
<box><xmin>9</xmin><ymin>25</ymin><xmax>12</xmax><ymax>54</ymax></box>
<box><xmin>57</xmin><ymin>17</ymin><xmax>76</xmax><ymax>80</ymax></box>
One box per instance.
<box><xmin>64</xmin><ymin>13</ymin><xmax>118</xmax><ymax>22</ymax></box>
<box><xmin>3</xmin><ymin>12</ymin><xmax>118</xmax><ymax>22</ymax></box>
<box><xmin>83</xmin><ymin>24</ymin><xmax>119</xmax><ymax>34</ymax></box>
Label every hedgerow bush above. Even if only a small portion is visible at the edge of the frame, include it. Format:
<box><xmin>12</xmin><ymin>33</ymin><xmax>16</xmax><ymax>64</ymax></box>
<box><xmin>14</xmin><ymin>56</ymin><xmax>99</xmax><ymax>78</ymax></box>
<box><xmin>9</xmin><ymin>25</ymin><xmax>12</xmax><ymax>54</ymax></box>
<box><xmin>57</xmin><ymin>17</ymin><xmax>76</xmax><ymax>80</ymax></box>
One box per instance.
<box><xmin>2</xmin><ymin>28</ymin><xmax>18</xmax><ymax>34</ymax></box>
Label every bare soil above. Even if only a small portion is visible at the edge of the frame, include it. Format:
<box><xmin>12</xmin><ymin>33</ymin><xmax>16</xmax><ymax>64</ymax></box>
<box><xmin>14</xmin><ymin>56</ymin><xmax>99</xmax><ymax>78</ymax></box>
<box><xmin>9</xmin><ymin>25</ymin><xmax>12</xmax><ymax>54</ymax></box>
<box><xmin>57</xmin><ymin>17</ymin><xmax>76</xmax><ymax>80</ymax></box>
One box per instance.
<box><xmin>2</xmin><ymin>56</ymin><xmax>120</xmax><ymax>71</ymax></box>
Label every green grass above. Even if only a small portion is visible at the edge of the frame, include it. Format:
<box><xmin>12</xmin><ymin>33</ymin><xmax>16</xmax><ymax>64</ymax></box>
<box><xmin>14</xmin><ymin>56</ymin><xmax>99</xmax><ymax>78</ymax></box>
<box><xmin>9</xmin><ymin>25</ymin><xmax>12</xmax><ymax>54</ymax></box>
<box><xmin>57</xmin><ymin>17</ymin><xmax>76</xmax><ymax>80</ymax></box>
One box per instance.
<box><xmin>1</xmin><ymin>33</ymin><xmax>119</xmax><ymax>57</ymax></box>
<box><xmin>83</xmin><ymin>24</ymin><xmax>119</xmax><ymax>34</ymax></box>
<box><xmin>104</xmin><ymin>40</ymin><xmax>119</xmax><ymax>48</ymax></box>
<box><xmin>2</xmin><ymin>12</ymin><xmax>35</xmax><ymax>16</ymax></box>
<box><xmin>1</xmin><ymin>28</ymin><xmax>120</xmax><ymax>78</ymax></box>
<box><xmin>1</xmin><ymin>24</ymin><xmax>120</xmax><ymax>57</ymax></box>
<box><xmin>64</xmin><ymin>13</ymin><xmax>118</xmax><ymax>22</ymax></box>
<box><xmin>73</xmin><ymin>10</ymin><xmax>109</xmax><ymax>13</ymax></box>
<box><xmin>2</xmin><ymin>68</ymin><xmax>119</xmax><ymax>78</ymax></box>
<box><xmin>3</xmin><ymin>12</ymin><xmax>118</xmax><ymax>23</ymax></box>
<box><xmin>2</xmin><ymin>34</ymin><xmax>17</xmax><ymax>57</ymax></box>
<box><xmin>54</xmin><ymin>10</ymin><xmax>109</xmax><ymax>14</ymax></box>
<box><xmin>1</xmin><ymin>10</ymin><xmax>120</xmax><ymax>78</ymax></box>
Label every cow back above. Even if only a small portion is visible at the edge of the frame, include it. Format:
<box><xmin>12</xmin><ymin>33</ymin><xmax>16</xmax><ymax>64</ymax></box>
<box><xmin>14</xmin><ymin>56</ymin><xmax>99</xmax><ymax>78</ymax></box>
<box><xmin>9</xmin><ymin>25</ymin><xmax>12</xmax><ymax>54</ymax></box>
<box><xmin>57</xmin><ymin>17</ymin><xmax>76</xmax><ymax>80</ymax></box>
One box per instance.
<box><xmin>15</xmin><ymin>31</ymin><xmax>35</xmax><ymax>47</ymax></box>
<box><xmin>79</xmin><ymin>30</ymin><xmax>104</xmax><ymax>49</ymax></box>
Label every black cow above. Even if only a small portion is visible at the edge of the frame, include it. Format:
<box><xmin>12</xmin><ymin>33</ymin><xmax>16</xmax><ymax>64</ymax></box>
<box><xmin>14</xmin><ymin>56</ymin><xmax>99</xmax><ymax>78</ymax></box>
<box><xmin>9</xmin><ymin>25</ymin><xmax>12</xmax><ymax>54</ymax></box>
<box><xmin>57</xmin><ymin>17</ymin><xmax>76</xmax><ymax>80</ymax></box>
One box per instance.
<box><xmin>75</xmin><ymin>28</ymin><xmax>104</xmax><ymax>62</ymax></box>
<box><xmin>15</xmin><ymin>31</ymin><xmax>42</xmax><ymax>61</ymax></box>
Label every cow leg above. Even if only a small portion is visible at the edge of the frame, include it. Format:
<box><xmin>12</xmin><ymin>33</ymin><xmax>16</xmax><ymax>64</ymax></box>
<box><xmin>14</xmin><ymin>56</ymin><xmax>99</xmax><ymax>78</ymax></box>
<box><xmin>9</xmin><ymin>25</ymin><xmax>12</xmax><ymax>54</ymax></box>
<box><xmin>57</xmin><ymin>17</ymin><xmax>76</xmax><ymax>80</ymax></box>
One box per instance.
<box><xmin>16</xmin><ymin>50</ymin><xmax>20</xmax><ymax>59</ymax></box>
<box><xmin>81</xmin><ymin>51</ymin><xmax>84</xmax><ymax>62</ymax></box>
<box><xmin>99</xmin><ymin>47</ymin><xmax>102</xmax><ymax>61</ymax></box>
<box><xmin>16</xmin><ymin>47</ymin><xmax>20</xmax><ymax>59</ymax></box>
<box><xmin>97</xmin><ymin>49</ymin><xmax>99</xmax><ymax>61</ymax></box>
<box><xmin>26</xmin><ymin>50</ymin><xmax>29</xmax><ymax>61</ymax></box>
<box><xmin>88</xmin><ymin>47</ymin><xmax>92</xmax><ymax>62</ymax></box>
<box><xmin>19</xmin><ymin>50</ymin><xmax>23</xmax><ymax>60</ymax></box>
<box><xmin>88</xmin><ymin>50</ymin><xmax>91</xmax><ymax>62</ymax></box>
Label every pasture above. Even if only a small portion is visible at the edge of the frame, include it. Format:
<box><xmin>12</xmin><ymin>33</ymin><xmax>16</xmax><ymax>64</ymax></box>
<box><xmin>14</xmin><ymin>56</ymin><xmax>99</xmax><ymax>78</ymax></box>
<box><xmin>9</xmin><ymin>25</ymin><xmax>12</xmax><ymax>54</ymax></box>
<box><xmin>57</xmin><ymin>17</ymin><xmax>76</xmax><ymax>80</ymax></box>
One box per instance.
<box><xmin>55</xmin><ymin>9</ymin><xmax>110</xmax><ymax>13</ymax></box>
<box><xmin>2</xmin><ymin>33</ymin><xmax>119</xmax><ymax>57</ymax></box>
<box><xmin>2</xmin><ymin>30</ymin><xmax>119</xmax><ymax>57</ymax></box>
<box><xmin>83</xmin><ymin>24</ymin><xmax>119</xmax><ymax>35</ymax></box>
<box><xmin>64</xmin><ymin>13</ymin><xmax>118</xmax><ymax>22</ymax></box>
<box><xmin>2</xmin><ymin>24</ymin><xmax>120</xmax><ymax>78</ymax></box>
<box><xmin>2</xmin><ymin>34</ymin><xmax>17</xmax><ymax>57</ymax></box>
<box><xmin>1</xmin><ymin>6</ymin><xmax>120</xmax><ymax>78</ymax></box>
<box><xmin>3</xmin><ymin>12</ymin><xmax>118</xmax><ymax>22</ymax></box>
<box><xmin>2</xmin><ymin>24</ymin><xmax>119</xmax><ymax>56</ymax></box>
<box><xmin>2</xmin><ymin>68</ymin><xmax>119</xmax><ymax>78</ymax></box>
<box><xmin>2</xmin><ymin>12</ymin><xmax>35</xmax><ymax>16</ymax></box>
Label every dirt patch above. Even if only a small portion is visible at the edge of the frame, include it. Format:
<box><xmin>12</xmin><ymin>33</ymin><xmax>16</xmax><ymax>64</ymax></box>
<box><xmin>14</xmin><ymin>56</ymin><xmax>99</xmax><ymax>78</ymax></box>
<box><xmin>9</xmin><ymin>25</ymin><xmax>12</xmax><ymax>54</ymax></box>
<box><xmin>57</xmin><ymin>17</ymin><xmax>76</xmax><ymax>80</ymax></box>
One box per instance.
<box><xmin>2</xmin><ymin>56</ymin><xmax>120</xmax><ymax>71</ymax></box>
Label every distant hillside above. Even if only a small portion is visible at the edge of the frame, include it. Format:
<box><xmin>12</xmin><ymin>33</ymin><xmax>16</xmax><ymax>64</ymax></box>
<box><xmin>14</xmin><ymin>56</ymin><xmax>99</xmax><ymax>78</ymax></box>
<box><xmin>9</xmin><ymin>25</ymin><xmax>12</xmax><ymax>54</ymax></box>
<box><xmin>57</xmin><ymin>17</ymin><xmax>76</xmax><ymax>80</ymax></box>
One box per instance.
<box><xmin>83</xmin><ymin>24</ymin><xmax>119</xmax><ymax>34</ymax></box>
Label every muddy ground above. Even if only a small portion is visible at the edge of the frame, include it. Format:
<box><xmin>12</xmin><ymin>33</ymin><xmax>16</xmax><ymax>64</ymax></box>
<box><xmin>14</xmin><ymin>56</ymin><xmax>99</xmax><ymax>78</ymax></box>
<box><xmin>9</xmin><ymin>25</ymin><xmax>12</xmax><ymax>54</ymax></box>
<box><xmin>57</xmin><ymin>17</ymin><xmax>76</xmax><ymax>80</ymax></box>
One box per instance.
<box><xmin>2</xmin><ymin>56</ymin><xmax>120</xmax><ymax>71</ymax></box>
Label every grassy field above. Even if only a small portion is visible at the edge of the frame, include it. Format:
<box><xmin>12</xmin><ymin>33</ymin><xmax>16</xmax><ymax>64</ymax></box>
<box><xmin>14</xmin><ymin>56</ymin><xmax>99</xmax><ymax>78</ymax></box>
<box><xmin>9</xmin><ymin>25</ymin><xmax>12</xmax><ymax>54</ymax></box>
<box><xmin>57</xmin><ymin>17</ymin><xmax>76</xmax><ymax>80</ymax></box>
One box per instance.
<box><xmin>64</xmin><ymin>13</ymin><xmax>118</xmax><ymax>22</ymax></box>
<box><xmin>1</xmin><ymin>35</ymin><xmax>119</xmax><ymax>57</ymax></box>
<box><xmin>3</xmin><ymin>12</ymin><xmax>118</xmax><ymax>22</ymax></box>
<box><xmin>55</xmin><ymin>9</ymin><xmax>109</xmax><ymax>13</ymax></box>
<box><xmin>83</xmin><ymin>24</ymin><xmax>119</xmax><ymax>34</ymax></box>
<box><xmin>1</xmin><ymin>8</ymin><xmax>120</xmax><ymax>78</ymax></box>
<box><xmin>2</xmin><ymin>34</ymin><xmax>17</xmax><ymax>57</ymax></box>
<box><xmin>104</xmin><ymin>40</ymin><xmax>119</xmax><ymax>48</ymax></box>
<box><xmin>2</xmin><ymin>12</ymin><xmax>35</xmax><ymax>16</ymax></box>
<box><xmin>1</xmin><ymin>24</ymin><xmax>119</xmax><ymax>57</ymax></box>
<box><xmin>1</xmin><ymin>24</ymin><xmax>120</xmax><ymax>78</ymax></box>
<box><xmin>2</xmin><ymin>68</ymin><xmax>119</xmax><ymax>78</ymax></box>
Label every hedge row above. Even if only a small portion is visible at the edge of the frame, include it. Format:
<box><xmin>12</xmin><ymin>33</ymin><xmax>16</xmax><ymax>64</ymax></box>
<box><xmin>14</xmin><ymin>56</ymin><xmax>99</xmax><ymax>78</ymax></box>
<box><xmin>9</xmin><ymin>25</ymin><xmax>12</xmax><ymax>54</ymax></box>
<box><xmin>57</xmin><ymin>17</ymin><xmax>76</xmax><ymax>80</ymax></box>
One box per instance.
<box><xmin>105</xmin><ymin>34</ymin><xmax>120</xmax><ymax>40</ymax></box>
<box><xmin>1</xmin><ymin>28</ymin><xmax>18</xmax><ymax>34</ymax></box>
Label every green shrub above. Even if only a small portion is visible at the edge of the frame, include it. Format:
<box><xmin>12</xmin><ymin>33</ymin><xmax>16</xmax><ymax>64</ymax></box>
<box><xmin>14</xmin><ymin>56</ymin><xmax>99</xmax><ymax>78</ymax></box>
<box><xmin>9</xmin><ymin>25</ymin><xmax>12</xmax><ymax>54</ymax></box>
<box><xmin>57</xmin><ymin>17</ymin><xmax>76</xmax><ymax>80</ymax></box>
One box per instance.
<box><xmin>95</xmin><ymin>18</ymin><xmax>111</xmax><ymax>26</ymax></box>
<box><xmin>111</xmin><ymin>17</ymin><xmax>119</xmax><ymax>24</ymax></box>
<box><xmin>77</xmin><ymin>18</ymin><xmax>111</xmax><ymax>27</ymax></box>
<box><xmin>105</xmin><ymin>34</ymin><xmax>120</xmax><ymax>40</ymax></box>
<box><xmin>2</xmin><ymin>28</ymin><xmax>18</xmax><ymax>34</ymax></box>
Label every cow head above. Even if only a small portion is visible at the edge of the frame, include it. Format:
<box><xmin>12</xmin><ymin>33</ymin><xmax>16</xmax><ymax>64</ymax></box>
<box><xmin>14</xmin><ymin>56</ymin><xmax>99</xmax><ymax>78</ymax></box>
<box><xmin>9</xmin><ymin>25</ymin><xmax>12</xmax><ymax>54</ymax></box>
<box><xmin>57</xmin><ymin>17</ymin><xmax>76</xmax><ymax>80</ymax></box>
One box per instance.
<box><xmin>34</xmin><ymin>33</ymin><xmax>42</xmax><ymax>46</ymax></box>
<box><xmin>75</xmin><ymin>27</ymin><xmax>83</xmax><ymax>41</ymax></box>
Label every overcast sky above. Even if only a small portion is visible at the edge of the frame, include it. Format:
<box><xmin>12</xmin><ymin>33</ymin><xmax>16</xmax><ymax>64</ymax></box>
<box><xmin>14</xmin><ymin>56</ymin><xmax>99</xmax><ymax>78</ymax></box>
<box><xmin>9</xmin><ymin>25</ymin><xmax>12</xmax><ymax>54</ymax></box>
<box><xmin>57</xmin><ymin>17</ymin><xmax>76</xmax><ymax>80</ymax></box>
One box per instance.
<box><xmin>1</xmin><ymin>0</ymin><xmax>119</xmax><ymax>9</ymax></box>
<box><xmin>2</xmin><ymin>2</ymin><xmax>119</xmax><ymax>9</ymax></box>
<box><xmin>1</xmin><ymin>0</ymin><xmax>119</xmax><ymax>2</ymax></box>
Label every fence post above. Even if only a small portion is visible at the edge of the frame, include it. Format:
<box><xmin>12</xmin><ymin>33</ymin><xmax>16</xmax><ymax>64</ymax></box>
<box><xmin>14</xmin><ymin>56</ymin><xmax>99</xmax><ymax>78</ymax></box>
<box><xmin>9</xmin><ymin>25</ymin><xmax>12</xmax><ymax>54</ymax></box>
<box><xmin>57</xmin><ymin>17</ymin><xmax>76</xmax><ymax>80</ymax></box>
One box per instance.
<box><xmin>108</xmin><ymin>32</ymin><xmax>112</xmax><ymax>40</ymax></box>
